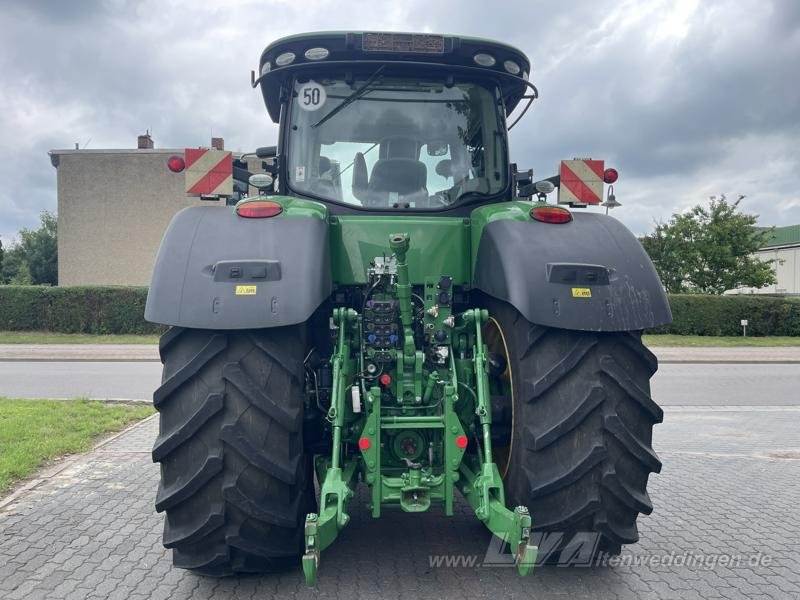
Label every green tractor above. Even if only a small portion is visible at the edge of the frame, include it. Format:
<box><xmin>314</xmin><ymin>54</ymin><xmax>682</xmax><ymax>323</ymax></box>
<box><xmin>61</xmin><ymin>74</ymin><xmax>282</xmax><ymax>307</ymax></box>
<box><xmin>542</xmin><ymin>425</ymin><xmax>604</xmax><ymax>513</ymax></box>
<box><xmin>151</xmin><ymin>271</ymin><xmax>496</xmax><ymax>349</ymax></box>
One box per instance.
<box><xmin>146</xmin><ymin>31</ymin><xmax>671</xmax><ymax>586</ymax></box>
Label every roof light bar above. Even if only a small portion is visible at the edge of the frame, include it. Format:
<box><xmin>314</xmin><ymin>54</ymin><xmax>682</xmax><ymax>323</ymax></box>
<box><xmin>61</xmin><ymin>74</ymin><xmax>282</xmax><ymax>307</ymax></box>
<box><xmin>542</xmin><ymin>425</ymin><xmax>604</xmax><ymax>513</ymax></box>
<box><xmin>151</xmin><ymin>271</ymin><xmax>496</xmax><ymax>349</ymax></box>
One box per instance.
<box><xmin>304</xmin><ymin>47</ymin><xmax>329</xmax><ymax>60</ymax></box>
<box><xmin>503</xmin><ymin>60</ymin><xmax>521</xmax><ymax>75</ymax></box>
<box><xmin>275</xmin><ymin>52</ymin><xmax>296</xmax><ymax>66</ymax></box>
<box><xmin>473</xmin><ymin>53</ymin><xmax>496</xmax><ymax>67</ymax></box>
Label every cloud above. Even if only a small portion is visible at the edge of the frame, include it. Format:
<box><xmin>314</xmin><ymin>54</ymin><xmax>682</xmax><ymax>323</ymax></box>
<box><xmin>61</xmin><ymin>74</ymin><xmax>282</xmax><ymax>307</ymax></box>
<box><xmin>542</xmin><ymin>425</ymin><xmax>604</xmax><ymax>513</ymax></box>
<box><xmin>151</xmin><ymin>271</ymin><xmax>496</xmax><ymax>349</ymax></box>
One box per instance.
<box><xmin>0</xmin><ymin>0</ymin><xmax>797</xmax><ymax>244</ymax></box>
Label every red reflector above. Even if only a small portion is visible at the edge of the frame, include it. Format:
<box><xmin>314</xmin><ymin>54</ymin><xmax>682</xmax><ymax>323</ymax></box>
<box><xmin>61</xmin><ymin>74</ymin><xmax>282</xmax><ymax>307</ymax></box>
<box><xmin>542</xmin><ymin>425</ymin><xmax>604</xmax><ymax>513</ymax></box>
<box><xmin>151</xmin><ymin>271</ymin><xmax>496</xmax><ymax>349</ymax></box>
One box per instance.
<box><xmin>167</xmin><ymin>155</ymin><xmax>185</xmax><ymax>173</ymax></box>
<box><xmin>603</xmin><ymin>168</ymin><xmax>619</xmax><ymax>184</ymax></box>
<box><xmin>530</xmin><ymin>205</ymin><xmax>572</xmax><ymax>224</ymax></box>
<box><xmin>455</xmin><ymin>435</ymin><xmax>468</xmax><ymax>449</ymax></box>
<box><xmin>379</xmin><ymin>374</ymin><xmax>392</xmax><ymax>387</ymax></box>
<box><xmin>236</xmin><ymin>201</ymin><xmax>283</xmax><ymax>218</ymax></box>
<box><xmin>358</xmin><ymin>437</ymin><xmax>371</xmax><ymax>451</ymax></box>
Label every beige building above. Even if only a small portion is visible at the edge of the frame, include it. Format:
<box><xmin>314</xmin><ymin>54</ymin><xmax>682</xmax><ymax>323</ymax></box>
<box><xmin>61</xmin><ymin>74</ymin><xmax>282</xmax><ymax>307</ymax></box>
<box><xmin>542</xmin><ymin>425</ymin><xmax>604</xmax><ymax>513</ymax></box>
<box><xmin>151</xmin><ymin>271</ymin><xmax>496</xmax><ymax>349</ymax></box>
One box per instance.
<box><xmin>50</xmin><ymin>134</ymin><xmax>257</xmax><ymax>286</ymax></box>
<box><xmin>726</xmin><ymin>225</ymin><xmax>800</xmax><ymax>296</ymax></box>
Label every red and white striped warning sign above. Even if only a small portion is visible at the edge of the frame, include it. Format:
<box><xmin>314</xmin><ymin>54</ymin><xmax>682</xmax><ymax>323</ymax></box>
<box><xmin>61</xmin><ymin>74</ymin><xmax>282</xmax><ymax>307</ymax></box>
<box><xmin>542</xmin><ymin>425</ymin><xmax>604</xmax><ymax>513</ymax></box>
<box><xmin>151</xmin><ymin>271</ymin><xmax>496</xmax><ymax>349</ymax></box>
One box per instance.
<box><xmin>184</xmin><ymin>148</ymin><xmax>233</xmax><ymax>196</ymax></box>
<box><xmin>558</xmin><ymin>159</ymin><xmax>604</xmax><ymax>206</ymax></box>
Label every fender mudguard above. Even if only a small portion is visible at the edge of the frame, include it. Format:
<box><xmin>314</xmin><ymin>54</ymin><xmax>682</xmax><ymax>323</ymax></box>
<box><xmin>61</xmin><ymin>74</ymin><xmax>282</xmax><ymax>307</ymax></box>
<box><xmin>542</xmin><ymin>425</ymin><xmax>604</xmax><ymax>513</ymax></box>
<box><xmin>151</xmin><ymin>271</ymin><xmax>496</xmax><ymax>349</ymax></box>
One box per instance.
<box><xmin>145</xmin><ymin>206</ymin><xmax>331</xmax><ymax>329</ymax></box>
<box><xmin>474</xmin><ymin>212</ymin><xmax>671</xmax><ymax>331</ymax></box>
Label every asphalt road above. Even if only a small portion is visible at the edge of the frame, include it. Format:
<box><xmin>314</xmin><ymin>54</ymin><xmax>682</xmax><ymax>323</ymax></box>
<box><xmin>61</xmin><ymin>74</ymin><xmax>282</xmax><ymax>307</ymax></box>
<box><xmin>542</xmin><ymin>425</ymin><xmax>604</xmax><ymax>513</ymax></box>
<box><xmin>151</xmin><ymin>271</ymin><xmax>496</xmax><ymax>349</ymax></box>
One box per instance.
<box><xmin>0</xmin><ymin>361</ymin><xmax>160</xmax><ymax>401</ymax></box>
<box><xmin>0</xmin><ymin>361</ymin><xmax>799</xmax><ymax>405</ymax></box>
<box><xmin>650</xmin><ymin>363</ymin><xmax>800</xmax><ymax>405</ymax></box>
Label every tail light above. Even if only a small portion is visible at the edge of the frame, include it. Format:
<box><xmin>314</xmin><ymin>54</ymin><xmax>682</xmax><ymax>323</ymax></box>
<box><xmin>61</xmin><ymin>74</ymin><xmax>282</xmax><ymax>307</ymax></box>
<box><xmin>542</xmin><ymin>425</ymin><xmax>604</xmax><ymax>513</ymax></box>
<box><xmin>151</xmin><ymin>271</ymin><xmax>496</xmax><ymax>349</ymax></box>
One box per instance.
<box><xmin>235</xmin><ymin>200</ymin><xmax>283</xmax><ymax>218</ymax></box>
<box><xmin>167</xmin><ymin>155</ymin><xmax>185</xmax><ymax>173</ymax></box>
<box><xmin>530</xmin><ymin>205</ymin><xmax>572</xmax><ymax>224</ymax></box>
<box><xmin>603</xmin><ymin>168</ymin><xmax>618</xmax><ymax>184</ymax></box>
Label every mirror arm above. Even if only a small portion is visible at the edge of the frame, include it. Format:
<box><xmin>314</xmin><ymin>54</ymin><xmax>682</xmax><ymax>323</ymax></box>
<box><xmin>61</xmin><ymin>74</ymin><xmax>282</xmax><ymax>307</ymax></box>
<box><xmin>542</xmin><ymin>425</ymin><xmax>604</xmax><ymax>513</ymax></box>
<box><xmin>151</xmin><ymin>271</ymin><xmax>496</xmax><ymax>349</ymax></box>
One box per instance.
<box><xmin>233</xmin><ymin>165</ymin><xmax>253</xmax><ymax>184</ymax></box>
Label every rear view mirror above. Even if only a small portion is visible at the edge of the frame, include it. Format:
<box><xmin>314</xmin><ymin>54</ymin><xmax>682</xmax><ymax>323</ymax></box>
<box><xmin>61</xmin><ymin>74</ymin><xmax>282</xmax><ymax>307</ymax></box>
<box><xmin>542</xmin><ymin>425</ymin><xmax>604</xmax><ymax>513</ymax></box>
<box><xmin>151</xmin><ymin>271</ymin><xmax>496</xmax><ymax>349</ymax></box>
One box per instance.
<box><xmin>256</xmin><ymin>146</ymin><xmax>277</xmax><ymax>158</ymax></box>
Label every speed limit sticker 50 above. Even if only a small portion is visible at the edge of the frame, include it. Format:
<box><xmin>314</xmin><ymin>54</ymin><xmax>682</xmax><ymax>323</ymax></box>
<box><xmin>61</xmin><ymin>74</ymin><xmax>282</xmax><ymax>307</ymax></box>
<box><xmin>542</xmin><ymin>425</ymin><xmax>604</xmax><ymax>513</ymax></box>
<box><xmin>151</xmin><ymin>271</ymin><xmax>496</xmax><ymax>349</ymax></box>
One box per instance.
<box><xmin>296</xmin><ymin>81</ymin><xmax>326</xmax><ymax>111</ymax></box>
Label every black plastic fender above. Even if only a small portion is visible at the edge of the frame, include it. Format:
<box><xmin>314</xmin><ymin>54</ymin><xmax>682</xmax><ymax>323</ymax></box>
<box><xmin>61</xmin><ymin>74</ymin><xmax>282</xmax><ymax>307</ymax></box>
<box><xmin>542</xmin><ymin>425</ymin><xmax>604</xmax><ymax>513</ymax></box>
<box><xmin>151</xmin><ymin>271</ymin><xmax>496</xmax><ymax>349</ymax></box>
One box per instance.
<box><xmin>145</xmin><ymin>206</ymin><xmax>331</xmax><ymax>329</ymax></box>
<box><xmin>473</xmin><ymin>212</ymin><xmax>672</xmax><ymax>331</ymax></box>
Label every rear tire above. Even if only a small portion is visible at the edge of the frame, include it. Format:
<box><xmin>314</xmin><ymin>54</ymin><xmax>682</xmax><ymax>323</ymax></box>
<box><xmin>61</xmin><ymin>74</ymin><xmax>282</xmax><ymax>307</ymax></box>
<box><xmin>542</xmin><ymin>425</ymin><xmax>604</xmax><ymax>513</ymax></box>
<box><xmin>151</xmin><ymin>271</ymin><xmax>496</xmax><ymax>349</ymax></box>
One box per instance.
<box><xmin>484</xmin><ymin>299</ymin><xmax>663</xmax><ymax>562</ymax></box>
<box><xmin>152</xmin><ymin>327</ymin><xmax>315</xmax><ymax>576</ymax></box>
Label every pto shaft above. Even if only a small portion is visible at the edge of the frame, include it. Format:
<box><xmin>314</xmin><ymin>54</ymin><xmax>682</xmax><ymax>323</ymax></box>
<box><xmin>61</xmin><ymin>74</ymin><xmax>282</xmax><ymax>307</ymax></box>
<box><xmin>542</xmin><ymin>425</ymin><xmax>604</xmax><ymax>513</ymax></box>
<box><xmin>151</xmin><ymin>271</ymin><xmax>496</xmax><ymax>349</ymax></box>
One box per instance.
<box><xmin>389</xmin><ymin>233</ymin><xmax>416</xmax><ymax>363</ymax></box>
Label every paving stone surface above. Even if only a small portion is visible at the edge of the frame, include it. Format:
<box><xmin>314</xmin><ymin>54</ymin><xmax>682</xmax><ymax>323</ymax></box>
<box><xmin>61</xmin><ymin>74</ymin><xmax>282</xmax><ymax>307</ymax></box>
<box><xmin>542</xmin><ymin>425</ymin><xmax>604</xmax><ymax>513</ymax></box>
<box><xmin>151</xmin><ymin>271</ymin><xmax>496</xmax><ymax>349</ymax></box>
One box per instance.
<box><xmin>1</xmin><ymin>407</ymin><xmax>799</xmax><ymax>599</ymax></box>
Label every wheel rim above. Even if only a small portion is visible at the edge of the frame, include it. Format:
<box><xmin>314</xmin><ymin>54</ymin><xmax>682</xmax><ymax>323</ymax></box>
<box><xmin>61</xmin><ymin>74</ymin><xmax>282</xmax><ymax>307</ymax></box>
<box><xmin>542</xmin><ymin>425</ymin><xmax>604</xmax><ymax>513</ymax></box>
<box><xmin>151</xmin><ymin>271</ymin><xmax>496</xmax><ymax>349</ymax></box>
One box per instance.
<box><xmin>483</xmin><ymin>316</ymin><xmax>514</xmax><ymax>479</ymax></box>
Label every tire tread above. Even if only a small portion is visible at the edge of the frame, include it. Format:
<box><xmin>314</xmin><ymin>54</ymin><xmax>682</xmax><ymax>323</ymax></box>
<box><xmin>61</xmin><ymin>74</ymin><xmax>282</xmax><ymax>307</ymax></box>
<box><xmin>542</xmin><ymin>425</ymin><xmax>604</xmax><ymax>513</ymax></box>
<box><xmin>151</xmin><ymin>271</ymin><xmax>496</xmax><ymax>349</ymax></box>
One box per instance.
<box><xmin>153</xmin><ymin>327</ymin><xmax>313</xmax><ymax>576</ymax></box>
<box><xmin>486</xmin><ymin>298</ymin><xmax>661</xmax><ymax>563</ymax></box>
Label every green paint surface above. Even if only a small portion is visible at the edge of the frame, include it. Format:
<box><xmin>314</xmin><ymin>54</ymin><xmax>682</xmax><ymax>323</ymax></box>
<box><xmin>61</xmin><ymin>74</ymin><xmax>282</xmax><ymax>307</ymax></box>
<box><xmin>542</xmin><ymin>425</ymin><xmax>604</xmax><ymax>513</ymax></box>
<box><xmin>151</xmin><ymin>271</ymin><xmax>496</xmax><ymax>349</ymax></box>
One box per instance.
<box><xmin>468</xmin><ymin>201</ymin><xmax>537</xmax><ymax>272</ymax></box>
<box><xmin>330</xmin><ymin>216</ymin><xmax>472</xmax><ymax>285</ymax></box>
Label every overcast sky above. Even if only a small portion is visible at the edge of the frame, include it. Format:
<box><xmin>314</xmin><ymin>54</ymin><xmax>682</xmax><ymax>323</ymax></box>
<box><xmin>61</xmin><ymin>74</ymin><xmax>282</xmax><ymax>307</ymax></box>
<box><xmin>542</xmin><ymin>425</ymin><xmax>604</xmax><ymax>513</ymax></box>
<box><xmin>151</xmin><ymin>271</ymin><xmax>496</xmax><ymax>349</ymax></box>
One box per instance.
<box><xmin>1</xmin><ymin>0</ymin><xmax>798</xmax><ymax>245</ymax></box>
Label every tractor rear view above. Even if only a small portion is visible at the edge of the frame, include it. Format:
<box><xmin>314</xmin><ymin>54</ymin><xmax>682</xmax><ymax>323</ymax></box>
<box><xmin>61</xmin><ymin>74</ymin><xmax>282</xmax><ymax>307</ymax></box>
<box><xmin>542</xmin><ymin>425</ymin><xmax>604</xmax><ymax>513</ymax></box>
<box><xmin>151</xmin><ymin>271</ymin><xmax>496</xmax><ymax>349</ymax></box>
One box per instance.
<box><xmin>145</xmin><ymin>31</ymin><xmax>671</xmax><ymax>586</ymax></box>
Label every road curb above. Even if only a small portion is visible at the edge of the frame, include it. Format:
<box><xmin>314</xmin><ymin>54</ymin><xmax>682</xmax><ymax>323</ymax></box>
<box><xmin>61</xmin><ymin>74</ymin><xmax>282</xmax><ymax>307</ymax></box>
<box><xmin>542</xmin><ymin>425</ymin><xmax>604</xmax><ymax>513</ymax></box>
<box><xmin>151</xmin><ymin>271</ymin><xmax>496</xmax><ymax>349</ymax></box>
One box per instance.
<box><xmin>0</xmin><ymin>358</ymin><xmax>160</xmax><ymax>362</ymax></box>
<box><xmin>658</xmin><ymin>359</ymin><xmax>800</xmax><ymax>364</ymax></box>
<box><xmin>663</xmin><ymin>405</ymin><xmax>800</xmax><ymax>411</ymax></box>
<box><xmin>2</xmin><ymin>343</ymin><xmax>800</xmax><ymax>363</ymax></box>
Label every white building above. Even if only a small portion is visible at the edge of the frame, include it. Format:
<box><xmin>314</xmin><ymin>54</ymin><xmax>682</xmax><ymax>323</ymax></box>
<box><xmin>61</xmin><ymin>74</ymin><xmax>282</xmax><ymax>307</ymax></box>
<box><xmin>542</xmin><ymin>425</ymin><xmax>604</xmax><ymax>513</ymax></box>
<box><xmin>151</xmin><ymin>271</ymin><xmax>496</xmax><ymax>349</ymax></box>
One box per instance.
<box><xmin>727</xmin><ymin>225</ymin><xmax>800</xmax><ymax>296</ymax></box>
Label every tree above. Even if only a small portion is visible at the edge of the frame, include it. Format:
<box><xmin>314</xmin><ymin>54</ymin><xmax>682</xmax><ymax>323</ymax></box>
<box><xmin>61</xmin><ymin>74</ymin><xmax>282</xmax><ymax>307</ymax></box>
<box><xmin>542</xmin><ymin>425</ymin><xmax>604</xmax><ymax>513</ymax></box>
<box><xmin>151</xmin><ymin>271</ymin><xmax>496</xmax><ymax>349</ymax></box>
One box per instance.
<box><xmin>9</xmin><ymin>261</ymin><xmax>33</xmax><ymax>285</ymax></box>
<box><xmin>641</xmin><ymin>195</ymin><xmax>777</xmax><ymax>294</ymax></box>
<box><xmin>1</xmin><ymin>244</ymin><xmax>24</xmax><ymax>284</ymax></box>
<box><xmin>1</xmin><ymin>212</ymin><xmax>58</xmax><ymax>285</ymax></box>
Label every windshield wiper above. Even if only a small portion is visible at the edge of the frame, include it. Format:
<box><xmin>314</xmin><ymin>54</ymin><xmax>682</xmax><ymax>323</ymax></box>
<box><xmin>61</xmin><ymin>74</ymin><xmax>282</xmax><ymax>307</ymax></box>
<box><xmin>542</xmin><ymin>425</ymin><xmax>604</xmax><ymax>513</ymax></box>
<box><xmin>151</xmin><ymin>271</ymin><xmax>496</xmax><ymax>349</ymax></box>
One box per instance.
<box><xmin>311</xmin><ymin>66</ymin><xmax>385</xmax><ymax>128</ymax></box>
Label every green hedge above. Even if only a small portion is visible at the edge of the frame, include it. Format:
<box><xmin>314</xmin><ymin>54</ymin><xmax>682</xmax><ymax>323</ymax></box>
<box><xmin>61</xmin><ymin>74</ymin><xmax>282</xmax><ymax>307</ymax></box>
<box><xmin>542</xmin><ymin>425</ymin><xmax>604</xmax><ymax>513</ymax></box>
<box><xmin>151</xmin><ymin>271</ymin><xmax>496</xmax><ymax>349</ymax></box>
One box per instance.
<box><xmin>0</xmin><ymin>286</ymin><xmax>162</xmax><ymax>334</ymax></box>
<box><xmin>650</xmin><ymin>294</ymin><xmax>800</xmax><ymax>336</ymax></box>
<box><xmin>0</xmin><ymin>286</ymin><xmax>798</xmax><ymax>337</ymax></box>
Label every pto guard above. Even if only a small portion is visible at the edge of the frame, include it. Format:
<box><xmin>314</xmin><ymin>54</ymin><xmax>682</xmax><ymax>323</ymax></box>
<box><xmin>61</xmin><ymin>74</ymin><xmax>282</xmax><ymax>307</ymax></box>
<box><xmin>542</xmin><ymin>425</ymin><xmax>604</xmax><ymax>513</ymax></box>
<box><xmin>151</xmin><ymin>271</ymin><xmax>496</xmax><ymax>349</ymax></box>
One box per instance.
<box><xmin>474</xmin><ymin>212</ymin><xmax>672</xmax><ymax>332</ymax></box>
<box><xmin>145</xmin><ymin>206</ymin><xmax>332</xmax><ymax>329</ymax></box>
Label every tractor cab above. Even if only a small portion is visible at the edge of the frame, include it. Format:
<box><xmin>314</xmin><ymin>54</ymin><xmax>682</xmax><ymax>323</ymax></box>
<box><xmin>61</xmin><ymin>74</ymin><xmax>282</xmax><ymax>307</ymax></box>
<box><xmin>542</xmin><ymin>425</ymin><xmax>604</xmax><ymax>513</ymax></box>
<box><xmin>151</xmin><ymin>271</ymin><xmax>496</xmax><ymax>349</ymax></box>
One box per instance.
<box><xmin>253</xmin><ymin>32</ymin><xmax>533</xmax><ymax>211</ymax></box>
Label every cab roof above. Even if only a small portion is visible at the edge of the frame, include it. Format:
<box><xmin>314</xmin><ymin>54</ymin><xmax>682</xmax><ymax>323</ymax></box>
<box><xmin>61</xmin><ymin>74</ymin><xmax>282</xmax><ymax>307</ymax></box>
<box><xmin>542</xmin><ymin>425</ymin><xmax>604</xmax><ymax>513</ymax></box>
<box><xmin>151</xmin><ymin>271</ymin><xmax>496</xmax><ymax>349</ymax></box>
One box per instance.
<box><xmin>255</xmin><ymin>31</ymin><xmax>533</xmax><ymax>123</ymax></box>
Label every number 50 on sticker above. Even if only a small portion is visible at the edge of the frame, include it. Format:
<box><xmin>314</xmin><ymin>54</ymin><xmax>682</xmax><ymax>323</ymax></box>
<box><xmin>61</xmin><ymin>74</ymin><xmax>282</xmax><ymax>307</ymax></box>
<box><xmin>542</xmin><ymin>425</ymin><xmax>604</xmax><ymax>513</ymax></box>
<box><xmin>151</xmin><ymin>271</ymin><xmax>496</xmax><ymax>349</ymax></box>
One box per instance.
<box><xmin>296</xmin><ymin>81</ymin><xmax>326</xmax><ymax>112</ymax></box>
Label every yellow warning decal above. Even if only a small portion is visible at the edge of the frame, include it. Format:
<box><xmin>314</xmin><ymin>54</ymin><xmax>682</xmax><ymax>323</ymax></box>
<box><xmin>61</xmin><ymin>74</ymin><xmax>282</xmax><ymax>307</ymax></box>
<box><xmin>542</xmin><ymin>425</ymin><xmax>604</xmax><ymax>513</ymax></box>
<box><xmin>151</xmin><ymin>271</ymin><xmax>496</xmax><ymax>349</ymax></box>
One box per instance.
<box><xmin>235</xmin><ymin>285</ymin><xmax>257</xmax><ymax>296</ymax></box>
<box><xmin>571</xmin><ymin>287</ymin><xmax>592</xmax><ymax>298</ymax></box>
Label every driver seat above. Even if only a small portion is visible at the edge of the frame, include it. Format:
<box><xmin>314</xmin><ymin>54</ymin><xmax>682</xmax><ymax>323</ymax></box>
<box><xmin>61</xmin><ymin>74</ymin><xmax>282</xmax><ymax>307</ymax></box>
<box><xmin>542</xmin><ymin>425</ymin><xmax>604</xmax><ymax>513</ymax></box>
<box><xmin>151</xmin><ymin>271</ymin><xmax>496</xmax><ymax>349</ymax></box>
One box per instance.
<box><xmin>365</xmin><ymin>158</ymin><xmax>428</xmax><ymax>207</ymax></box>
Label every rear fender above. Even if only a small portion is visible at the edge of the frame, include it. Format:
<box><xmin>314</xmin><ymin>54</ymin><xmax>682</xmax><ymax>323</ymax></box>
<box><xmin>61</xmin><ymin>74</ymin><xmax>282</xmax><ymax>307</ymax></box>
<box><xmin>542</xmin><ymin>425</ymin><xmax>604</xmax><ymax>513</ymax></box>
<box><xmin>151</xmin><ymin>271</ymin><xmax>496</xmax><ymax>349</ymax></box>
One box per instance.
<box><xmin>145</xmin><ymin>204</ymin><xmax>331</xmax><ymax>329</ymax></box>
<box><xmin>472</xmin><ymin>205</ymin><xmax>671</xmax><ymax>331</ymax></box>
